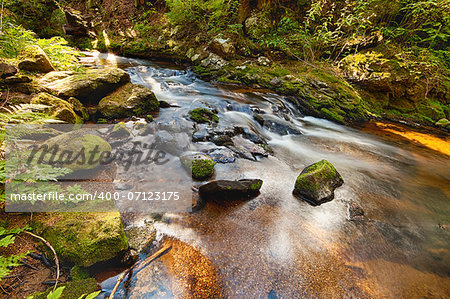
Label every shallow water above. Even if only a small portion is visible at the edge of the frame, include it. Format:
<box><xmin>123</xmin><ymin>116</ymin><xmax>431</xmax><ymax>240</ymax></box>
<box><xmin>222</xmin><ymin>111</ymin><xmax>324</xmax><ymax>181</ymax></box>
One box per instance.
<box><xmin>84</xmin><ymin>53</ymin><xmax>450</xmax><ymax>298</ymax></box>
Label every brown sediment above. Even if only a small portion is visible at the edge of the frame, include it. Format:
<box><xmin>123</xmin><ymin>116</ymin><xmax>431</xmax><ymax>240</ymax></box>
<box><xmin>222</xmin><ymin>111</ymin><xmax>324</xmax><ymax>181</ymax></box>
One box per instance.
<box><xmin>159</xmin><ymin>238</ymin><xmax>224</xmax><ymax>299</ymax></box>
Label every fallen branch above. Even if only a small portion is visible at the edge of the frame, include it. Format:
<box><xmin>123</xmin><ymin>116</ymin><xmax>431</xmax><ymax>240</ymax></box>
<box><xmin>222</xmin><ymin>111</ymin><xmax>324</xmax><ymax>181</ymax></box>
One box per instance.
<box><xmin>108</xmin><ymin>244</ymin><xmax>172</xmax><ymax>299</ymax></box>
<box><xmin>23</xmin><ymin>231</ymin><xmax>60</xmax><ymax>291</ymax></box>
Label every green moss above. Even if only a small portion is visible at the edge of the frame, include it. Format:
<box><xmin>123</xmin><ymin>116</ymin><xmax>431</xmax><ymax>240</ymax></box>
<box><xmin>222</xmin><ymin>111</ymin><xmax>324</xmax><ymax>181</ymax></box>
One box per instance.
<box><xmin>250</xmin><ymin>180</ymin><xmax>263</xmax><ymax>190</ymax></box>
<box><xmin>320</xmin><ymin>108</ymin><xmax>345</xmax><ymax>123</ymax></box>
<box><xmin>29</xmin><ymin>278</ymin><xmax>98</xmax><ymax>299</ymax></box>
<box><xmin>188</xmin><ymin>108</ymin><xmax>219</xmax><ymax>123</ymax></box>
<box><xmin>268</xmin><ymin>67</ymin><xmax>290</xmax><ymax>77</ymax></box>
<box><xmin>35</xmin><ymin>212</ymin><xmax>128</xmax><ymax>267</ymax></box>
<box><xmin>97</xmin><ymin>118</ymin><xmax>107</xmax><ymax>124</ymax></box>
<box><xmin>70</xmin><ymin>265</ymin><xmax>90</xmax><ymax>281</ymax></box>
<box><xmin>146</xmin><ymin>115</ymin><xmax>154</xmax><ymax>122</ymax></box>
<box><xmin>191</xmin><ymin>159</ymin><xmax>215</xmax><ymax>180</ymax></box>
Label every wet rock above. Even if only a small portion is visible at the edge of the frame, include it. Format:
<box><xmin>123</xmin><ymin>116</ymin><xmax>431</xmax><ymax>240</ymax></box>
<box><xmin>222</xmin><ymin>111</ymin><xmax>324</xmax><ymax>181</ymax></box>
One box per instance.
<box><xmin>229</xmin><ymin>135</ymin><xmax>269</xmax><ymax>160</ymax></box>
<box><xmin>154</xmin><ymin>131</ymin><xmax>190</xmax><ymax>155</ymax></box>
<box><xmin>294</xmin><ymin>160</ymin><xmax>344</xmax><ymax>206</ymax></box>
<box><xmin>193</xmin><ymin>127</ymin><xmax>211</xmax><ymax>142</ymax></box>
<box><xmin>35</xmin><ymin>212</ymin><xmax>127</xmax><ymax>267</ymax></box>
<box><xmin>199</xmin><ymin>179</ymin><xmax>263</xmax><ymax>200</ymax></box>
<box><xmin>210</xmin><ymin>37</ymin><xmax>235</xmax><ymax>59</ymax></box>
<box><xmin>189</xmin><ymin>108</ymin><xmax>219</xmax><ymax>123</ymax></box>
<box><xmin>40</xmin><ymin>68</ymin><xmax>130</xmax><ymax>103</ymax></box>
<box><xmin>211</xmin><ymin>134</ymin><xmax>233</xmax><ymax>146</ymax></box>
<box><xmin>254</xmin><ymin>114</ymin><xmax>302</xmax><ymax>135</ymax></box>
<box><xmin>98</xmin><ymin>83</ymin><xmax>159</xmax><ymax>119</ymax></box>
<box><xmin>206</xmin><ymin>148</ymin><xmax>236</xmax><ymax>163</ymax></box>
<box><xmin>435</xmin><ymin>118</ymin><xmax>450</xmax><ymax>129</ymax></box>
<box><xmin>0</xmin><ymin>62</ymin><xmax>18</xmax><ymax>78</ymax></box>
<box><xmin>200</xmin><ymin>53</ymin><xmax>228</xmax><ymax>71</ymax></box>
<box><xmin>159</xmin><ymin>100</ymin><xmax>172</xmax><ymax>108</ymax></box>
<box><xmin>18</xmin><ymin>45</ymin><xmax>54</xmax><ymax>73</ymax></box>
<box><xmin>180</xmin><ymin>152</ymin><xmax>215</xmax><ymax>180</ymax></box>
<box><xmin>30</xmin><ymin>92</ymin><xmax>81</xmax><ymax>123</ymax></box>
<box><xmin>348</xmin><ymin>202</ymin><xmax>365</xmax><ymax>221</ymax></box>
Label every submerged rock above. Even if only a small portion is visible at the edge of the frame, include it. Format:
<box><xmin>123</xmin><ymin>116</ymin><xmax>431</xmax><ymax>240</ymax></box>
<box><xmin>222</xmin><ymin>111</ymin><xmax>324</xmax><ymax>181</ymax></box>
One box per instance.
<box><xmin>18</xmin><ymin>45</ymin><xmax>54</xmax><ymax>73</ymax></box>
<box><xmin>348</xmin><ymin>202</ymin><xmax>365</xmax><ymax>221</ymax></box>
<box><xmin>294</xmin><ymin>160</ymin><xmax>344</xmax><ymax>206</ymax></box>
<box><xmin>207</xmin><ymin>148</ymin><xmax>236</xmax><ymax>163</ymax></box>
<box><xmin>35</xmin><ymin>212</ymin><xmax>128</xmax><ymax>267</ymax></box>
<box><xmin>98</xmin><ymin>83</ymin><xmax>159</xmax><ymax>119</ymax></box>
<box><xmin>229</xmin><ymin>135</ymin><xmax>269</xmax><ymax>160</ymax></box>
<box><xmin>40</xmin><ymin>68</ymin><xmax>130</xmax><ymax>103</ymax></box>
<box><xmin>180</xmin><ymin>152</ymin><xmax>215</xmax><ymax>180</ymax></box>
<box><xmin>199</xmin><ymin>179</ymin><xmax>263</xmax><ymax>200</ymax></box>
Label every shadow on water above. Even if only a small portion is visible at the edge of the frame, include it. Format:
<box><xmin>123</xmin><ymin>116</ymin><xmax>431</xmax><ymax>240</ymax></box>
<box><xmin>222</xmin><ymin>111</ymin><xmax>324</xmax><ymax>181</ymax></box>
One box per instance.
<box><xmin>87</xmin><ymin>53</ymin><xmax>450</xmax><ymax>298</ymax></box>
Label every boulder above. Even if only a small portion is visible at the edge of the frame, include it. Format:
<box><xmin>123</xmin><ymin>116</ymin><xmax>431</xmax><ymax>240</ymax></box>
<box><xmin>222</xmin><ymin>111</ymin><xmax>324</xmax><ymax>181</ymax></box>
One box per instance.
<box><xmin>180</xmin><ymin>152</ymin><xmax>215</xmax><ymax>180</ymax></box>
<box><xmin>229</xmin><ymin>135</ymin><xmax>268</xmax><ymax>160</ymax></box>
<box><xmin>206</xmin><ymin>148</ymin><xmax>236</xmax><ymax>163</ymax></box>
<box><xmin>210</xmin><ymin>37</ymin><xmax>235</xmax><ymax>59</ymax></box>
<box><xmin>294</xmin><ymin>160</ymin><xmax>344</xmax><ymax>205</ymax></box>
<box><xmin>199</xmin><ymin>179</ymin><xmax>263</xmax><ymax>200</ymax></box>
<box><xmin>34</xmin><ymin>212</ymin><xmax>128</xmax><ymax>267</ymax></box>
<box><xmin>98</xmin><ymin>83</ymin><xmax>159</xmax><ymax>119</ymax></box>
<box><xmin>18</xmin><ymin>45</ymin><xmax>55</xmax><ymax>73</ymax></box>
<box><xmin>1</xmin><ymin>75</ymin><xmax>32</xmax><ymax>84</ymax></box>
<box><xmin>40</xmin><ymin>68</ymin><xmax>130</xmax><ymax>104</ymax></box>
<box><xmin>0</xmin><ymin>62</ymin><xmax>18</xmax><ymax>78</ymax></box>
<box><xmin>30</xmin><ymin>92</ymin><xmax>81</xmax><ymax>123</ymax></box>
<box><xmin>41</xmin><ymin>129</ymin><xmax>112</xmax><ymax>171</ymax></box>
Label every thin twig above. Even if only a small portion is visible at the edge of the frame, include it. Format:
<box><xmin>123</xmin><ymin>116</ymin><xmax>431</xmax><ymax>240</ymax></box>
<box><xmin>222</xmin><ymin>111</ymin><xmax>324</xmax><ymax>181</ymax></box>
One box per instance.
<box><xmin>108</xmin><ymin>244</ymin><xmax>172</xmax><ymax>299</ymax></box>
<box><xmin>23</xmin><ymin>231</ymin><xmax>60</xmax><ymax>291</ymax></box>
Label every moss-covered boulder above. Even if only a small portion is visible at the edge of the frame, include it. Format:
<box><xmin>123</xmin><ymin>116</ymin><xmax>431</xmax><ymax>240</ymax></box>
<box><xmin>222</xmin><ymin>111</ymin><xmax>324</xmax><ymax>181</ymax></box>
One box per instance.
<box><xmin>42</xmin><ymin>130</ymin><xmax>111</xmax><ymax>171</ymax></box>
<box><xmin>34</xmin><ymin>212</ymin><xmax>128</xmax><ymax>267</ymax></box>
<box><xmin>18</xmin><ymin>45</ymin><xmax>55</xmax><ymax>73</ymax></box>
<box><xmin>294</xmin><ymin>160</ymin><xmax>344</xmax><ymax>206</ymax></box>
<box><xmin>28</xmin><ymin>278</ymin><xmax>99</xmax><ymax>299</ymax></box>
<box><xmin>98</xmin><ymin>83</ymin><xmax>159</xmax><ymax>119</ymax></box>
<box><xmin>435</xmin><ymin>118</ymin><xmax>450</xmax><ymax>129</ymax></box>
<box><xmin>180</xmin><ymin>152</ymin><xmax>215</xmax><ymax>180</ymax></box>
<box><xmin>199</xmin><ymin>179</ymin><xmax>263</xmax><ymax>200</ymax></box>
<box><xmin>30</xmin><ymin>92</ymin><xmax>82</xmax><ymax>123</ymax></box>
<box><xmin>40</xmin><ymin>68</ymin><xmax>130</xmax><ymax>103</ymax></box>
<box><xmin>188</xmin><ymin>108</ymin><xmax>219</xmax><ymax>123</ymax></box>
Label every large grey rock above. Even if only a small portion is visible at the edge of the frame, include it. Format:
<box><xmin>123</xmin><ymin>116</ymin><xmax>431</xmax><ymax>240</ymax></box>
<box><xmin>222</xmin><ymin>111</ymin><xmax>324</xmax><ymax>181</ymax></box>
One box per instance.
<box><xmin>40</xmin><ymin>68</ymin><xmax>130</xmax><ymax>103</ymax></box>
<box><xmin>98</xmin><ymin>83</ymin><xmax>159</xmax><ymax>119</ymax></box>
<box><xmin>201</xmin><ymin>53</ymin><xmax>228</xmax><ymax>71</ymax></box>
<box><xmin>294</xmin><ymin>160</ymin><xmax>344</xmax><ymax>206</ymax></box>
<box><xmin>18</xmin><ymin>45</ymin><xmax>55</xmax><ymax>73</ymax></box>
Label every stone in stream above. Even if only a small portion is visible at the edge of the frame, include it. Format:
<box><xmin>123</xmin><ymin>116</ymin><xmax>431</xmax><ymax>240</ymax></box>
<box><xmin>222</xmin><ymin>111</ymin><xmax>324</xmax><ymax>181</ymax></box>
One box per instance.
<box><xmin>229</xmin><ymin>135</ymin><xmax>269</xmax><ymax>160</ymax></box>
<box><xmin>188</xmin><ymin>108</ymin><xmax>219</xmax><ymax>124</ymax></box>
<box><xmin>199</xmin><ymin>179</ymin><xmax>263</xmax><ymax>200</ymax></box>
<box><xmin>207</xmin><ymin>148</ymin><xmax>236</xmax><ymax>163</ymax></box>
<box><xmin>180</xmin><ymin>152</ymin><xmax>216</xmax><ymax>180</ymax></box>
<box><xmin>348</xmin><ymin>202</ymin><xmax>365</xmax><ymax>221</ymax></box>
<box><xmin>98</xmin><ymin>83</ymin><xmax>159</xmax><ymax>119</ymax></box>
<box><xmin>294</xmin><ymin>160</ymin><xmax>344</xmax><ymax>206</ymax></box>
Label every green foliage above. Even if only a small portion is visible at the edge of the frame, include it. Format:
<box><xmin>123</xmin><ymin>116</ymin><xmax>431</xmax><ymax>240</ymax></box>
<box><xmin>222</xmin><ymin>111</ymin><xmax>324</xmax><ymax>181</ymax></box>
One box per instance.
<box><xmin>0</xmin><ymin>225</ymin><xmax>28</xmax><ymax>281</ymax></box>
<box><xmin>0</xmin><ymin>23</ymin><xmax>81</xmax><ymax>71</ymax></box>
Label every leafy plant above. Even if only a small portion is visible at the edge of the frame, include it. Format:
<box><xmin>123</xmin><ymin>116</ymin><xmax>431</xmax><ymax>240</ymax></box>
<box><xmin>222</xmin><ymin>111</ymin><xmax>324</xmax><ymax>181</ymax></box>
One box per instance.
<box><xmin>0</xmin><ymin>225</ymin><xmax>28</xmax><ymax>281</ymax></box>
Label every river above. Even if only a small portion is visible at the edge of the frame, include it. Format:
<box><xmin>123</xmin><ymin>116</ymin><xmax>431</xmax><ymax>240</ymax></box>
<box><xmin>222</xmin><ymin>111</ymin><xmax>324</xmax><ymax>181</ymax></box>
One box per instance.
<box><xmin>82</xmin><ymin>52</ymin><xmax>450</xmax><ymax>298</ymax></box>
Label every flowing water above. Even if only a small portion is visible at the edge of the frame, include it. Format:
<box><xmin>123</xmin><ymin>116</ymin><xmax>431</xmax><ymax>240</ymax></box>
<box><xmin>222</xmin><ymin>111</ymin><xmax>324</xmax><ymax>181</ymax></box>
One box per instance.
<box><xmin>83</xmin><ymin>53</ymin><xmax>450</xmax><ymax>298</ymax></box>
